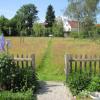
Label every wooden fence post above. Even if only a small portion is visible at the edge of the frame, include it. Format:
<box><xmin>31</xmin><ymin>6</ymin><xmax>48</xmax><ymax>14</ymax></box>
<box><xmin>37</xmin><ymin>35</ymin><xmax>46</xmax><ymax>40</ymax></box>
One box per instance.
<box><xmin>80</xmin><ymin>55</ymin><xmax>82</xmax><ymax>74</ymax></box>
<box><xmin>65</xmin><ymin>54</ymin><xmax>72</xmax><ymax>81</ymax></box>
<box><xmin>99</xmin><ymin>56</ymin><xmax>100</xmax><ymax>75</ymax></box>
<box><xmin>31</xmin><ymin>54</ymin><xmax>35</xmax><ymax>71</ymax></box>
<box><xmin>75</xmin><ymin>55</ymin><xmax>77</xmax><ymax>72</ymax></box>
<box><xmin>89</xmin><ymin>56</ymin><xmax>92</xmax><ymax>75</ymax></box>
<box><xmin>16</xmin><ymin>54</ymin><xmax>19</xmax><ymax>67</ymax></box>
<box><xmin>94</xmin><ymin>55</ymin><xmax>97</xmax><ymax>75</ymax></box>
<box><xmin>21</xmin><ymin>54</ymin><xmax>24</xmax><ymax>68</ymax></box>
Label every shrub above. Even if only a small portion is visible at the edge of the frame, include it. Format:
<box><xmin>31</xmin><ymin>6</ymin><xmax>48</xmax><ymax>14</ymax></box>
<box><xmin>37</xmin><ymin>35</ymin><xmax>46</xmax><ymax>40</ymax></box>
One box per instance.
<box><xmin>66</xmin><ymin>72</ymin><xmax>91</xmax><ymax>95</ymax></box>
<box><xmin>70</xmin><ymin>32</ymin><xmax>79</xmax><ymax>38</ymax></box>
<box><xmin>87</xmin><ymin>75</ymin><xmax>100</xmax><ymax>92</ymax></box>
<box><xmin>0</xmin><ymin>53</ymin><xmax>38</xmax><ymax>92</ymax></box>
<box><xmin>0</xmin><ymin>53</ymin><xmax>17</xmax><ymax>90</ymax></box>
<box><xmin>12</xmin><ymin>67</ymin><xmax>37</xmax><ymax>92</ymax></box>
<box><xmin>52</xmin><ymin>21</ymin><xmax>63</xmax><ymax>37</ymax></box>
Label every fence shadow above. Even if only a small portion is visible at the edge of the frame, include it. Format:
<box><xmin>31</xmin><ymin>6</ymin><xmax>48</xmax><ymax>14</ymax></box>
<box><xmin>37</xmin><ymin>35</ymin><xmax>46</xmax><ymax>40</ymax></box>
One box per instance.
<box><xmin>37</xmin><ymin>81</ymin><xmax>52</xmax><ymax>94</ymax></box>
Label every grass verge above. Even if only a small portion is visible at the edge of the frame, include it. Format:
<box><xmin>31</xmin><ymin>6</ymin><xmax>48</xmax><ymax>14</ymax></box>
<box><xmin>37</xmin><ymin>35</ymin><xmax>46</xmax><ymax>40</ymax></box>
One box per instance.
<box><xmin>0</xmin><ymin>89</ymin><xmax>36</xmax><ymax>100</ymax></box>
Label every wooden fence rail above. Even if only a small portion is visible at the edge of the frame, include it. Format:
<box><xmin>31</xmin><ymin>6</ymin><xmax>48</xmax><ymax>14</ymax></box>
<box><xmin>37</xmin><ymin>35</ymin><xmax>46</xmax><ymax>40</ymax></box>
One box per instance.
<box><xmin>12</xmin><ymin>54</ymin><xmax>35</xmax><ymax>71</ymax></box>
<box><xmin>65</xmin><ymin>54</ymin><xmax>100</xmax><ymax>80</ymax></box>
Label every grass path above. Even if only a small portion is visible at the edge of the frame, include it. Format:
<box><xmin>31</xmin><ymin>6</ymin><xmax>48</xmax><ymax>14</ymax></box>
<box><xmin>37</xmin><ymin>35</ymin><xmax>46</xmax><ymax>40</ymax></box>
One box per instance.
<box><xmin>37</xmin><ymin>38</ymin><xmax>65</xmax><ymax>81</ymax></box>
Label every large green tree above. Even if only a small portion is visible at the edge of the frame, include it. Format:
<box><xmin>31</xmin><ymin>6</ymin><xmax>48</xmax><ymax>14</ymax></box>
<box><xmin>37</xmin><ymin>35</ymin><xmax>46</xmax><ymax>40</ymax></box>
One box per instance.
<box><xmin>0</xmin><ymin>16</ymin><xmax>10</xmax><ymax>36</ymax></box>
<box><xmin>45</xmin><ymin>5</ymin><xmax>55</xmax><ymax>28</ymax></box>
<box><xmin>9</xmin><ymin>16</ymin><xmax>19</xmax><ymax>36</ymax></box>
<box><xmin>15</xmin><ymin>4</ymin><xmax>38</xmax><ymax>36</ymax></box>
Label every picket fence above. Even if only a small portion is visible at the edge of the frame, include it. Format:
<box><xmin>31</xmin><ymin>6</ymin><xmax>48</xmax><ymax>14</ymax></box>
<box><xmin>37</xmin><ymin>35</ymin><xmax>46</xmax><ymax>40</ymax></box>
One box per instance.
<box><xmin>13</xmin><ymin>54</ymin><xmax>35</xmax><ymax>70</ymax></box>
<box><xmin>65</xmin><ymin>54</ymin><xmax>100</xmax><ymax>79</ymax></box>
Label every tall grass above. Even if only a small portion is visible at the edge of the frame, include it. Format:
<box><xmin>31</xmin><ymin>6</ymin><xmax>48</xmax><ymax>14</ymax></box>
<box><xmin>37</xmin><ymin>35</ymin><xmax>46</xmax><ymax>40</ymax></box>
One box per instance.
<box><xmin>6</xmin><ymin>37</ymin><xmax>100</xmax><ymax>81</ymax></box>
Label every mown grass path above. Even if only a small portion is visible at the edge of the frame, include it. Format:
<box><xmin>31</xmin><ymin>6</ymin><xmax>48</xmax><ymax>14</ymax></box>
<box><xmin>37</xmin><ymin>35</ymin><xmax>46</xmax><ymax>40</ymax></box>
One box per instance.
<box><xmin>37</xmin><ymin>38</ymin><xmax>65</xmax><ymax>81</ymax></box>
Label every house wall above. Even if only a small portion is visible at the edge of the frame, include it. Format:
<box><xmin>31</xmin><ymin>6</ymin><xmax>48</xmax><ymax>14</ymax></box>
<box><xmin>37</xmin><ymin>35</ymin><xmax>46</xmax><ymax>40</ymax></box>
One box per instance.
<box><xmin>71</xmin><ymin>28</ymin><xmax>78</xmax><ymax>32</ymax></box>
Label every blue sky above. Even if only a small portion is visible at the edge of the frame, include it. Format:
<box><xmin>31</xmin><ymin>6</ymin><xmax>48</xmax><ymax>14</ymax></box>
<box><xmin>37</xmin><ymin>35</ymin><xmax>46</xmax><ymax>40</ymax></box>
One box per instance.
<box><xmin>0</xmin><ymin>0</ymin><xmax>100</xmax><ymax>23</ymax></box>
<box><xmin>0</xmin><ymin>0</ymin><xmax>67</xmax><ymax>22</ymax></box>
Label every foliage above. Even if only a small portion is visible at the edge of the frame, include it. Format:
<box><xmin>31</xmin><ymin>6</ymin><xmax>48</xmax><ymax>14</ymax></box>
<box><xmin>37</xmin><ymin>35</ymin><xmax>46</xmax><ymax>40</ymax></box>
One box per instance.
<box><xmin>0</xmin><ymin>53</ymin><xmax>38</xmax><ymax>92</ymax></box>
<box><xmin>9</xmin><ymin>17</ymin><xmax>19</xmax><ymax>36</ymax></box>
<box><xmin>70</xmin><ymin>31</ymin><xmax>92</xmax><ymax>38</ymax></box>
<box><xmin>15</xmin><ymin>4</ymin><xmax>38</xmax><ymax>36</ymax></box>
<box><xmin>32</xmin><ymin>20</ymin><xmax>63</xmax><ymax>37</ymax></box>
<box><xmin>45</xmin><ymin>5</ymin><xmax>55</xmax><ymax>28</ymax></box>
<box><xmin>52</xmin><ymin>21</ymin><xmax>63</xmax><ymax>37</ymax></box>
<box><xmin>0</xmin><ymin>16</ymin><xmax>10</xmax><ymax>36</ymax></box>
<box><xmin>45</xmin><ymin>27</ymin><xmax>52</xmax><ymax>37</ymax></box>
<box><xmin>0</xmin><ymin>89</ymin><xmax>36</xmax><ymax>100</ymax></box>
<box><xmin>65</xmin><ymin>0</ymin><xmax>100</xmax><ymax>37</ymax></box>
<box><xmin>78</xmin><ymin>90</ymin><xmax>90</xmax><ymax>98</ymax></box>
<box><xmin>87</xmin><ymin>75</ymin><xmax>100</xmax><ymax>92</ymax></box>
<box><xmin>0</xmin><ymin>53</ymin><xmax>17</xmax><ymax>90</ymax></box>
<box><xmin>69</xmin><ymin>32</ymin><xmax>78</xmax><ymax>38</ymax></box>
<box><xmin>96</xmin><ymin>27</ymin><xmax>100</xmax><ymax>35</ymax></box>
<box><xmin>66</xmin><ymin>72</ymin><xmax>91</xmax><ymax>95</ymax></box>
<box><xmin>33</xmin><ymin>23</ymin><xmax>45</xmax><ymax>36</ymax></box>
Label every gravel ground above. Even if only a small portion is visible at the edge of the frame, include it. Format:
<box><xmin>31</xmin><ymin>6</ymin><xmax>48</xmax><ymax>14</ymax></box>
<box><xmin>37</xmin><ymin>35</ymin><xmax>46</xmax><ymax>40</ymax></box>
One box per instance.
<box><xmin>37</xmin><ymin>81</ymin><xmax>73</xmax><ymax>100</ymax></box>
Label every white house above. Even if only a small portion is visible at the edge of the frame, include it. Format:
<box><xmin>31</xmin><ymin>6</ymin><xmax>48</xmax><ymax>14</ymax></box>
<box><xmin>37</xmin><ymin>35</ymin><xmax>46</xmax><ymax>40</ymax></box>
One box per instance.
<box><xmin>56</xmin><ymin>16</ymin><xmax>78</xmax><ymax>32</ymax></box>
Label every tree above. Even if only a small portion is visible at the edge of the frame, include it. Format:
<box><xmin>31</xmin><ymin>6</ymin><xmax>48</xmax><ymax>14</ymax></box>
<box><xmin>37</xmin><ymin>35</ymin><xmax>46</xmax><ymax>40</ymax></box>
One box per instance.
<box><xmin>52</xmin><ymin>21</ymin><xmax>63</xmax><ymax>37</ymax></box>
<box><xmin>0</xmin><ymin>16</ymin><xmax>10</xmax><ymax>36</ymax></box>
<box><xmin>33</xmin><ymin>23</ymin><xmax>45</xmax><ymax>36</ymax></box>
<box><xmin>15</xmin><ymin>4</ymin><xmax>38</xmax><ymax>36</ymax></box>
<box><xmin>45</xmin><ymin>5</ymin><xmax>55</xmax><ymax>28</ymax></box>
<box><xmin>65</xmin><ymin>0</ymin><xmax>85</xmax><ymax>36</ymax></box>
<box><xmin>9</xmin><ymin>16</ymin><xmax>19</xmax><ymax>36</ymax></box>
<box><xmin>81</xmin><ymin>0</ymin><xmax>100</xmax><ymax>37</ymax></box>
<box><xmin>65</xmin><ymin>0</ymin><xmax>100</xmax><ymax>37</ymax></box>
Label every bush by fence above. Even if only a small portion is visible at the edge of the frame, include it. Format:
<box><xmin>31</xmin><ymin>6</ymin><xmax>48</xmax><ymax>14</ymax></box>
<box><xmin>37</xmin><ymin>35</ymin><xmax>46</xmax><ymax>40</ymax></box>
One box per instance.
<box><xmin>65</xmin><ymin>54</ymin><xmax>100</xmax><ymax>95</ymax></box>
<box><xmin>0</xmin><ymin>53</ymin><xmax>38</xmax><ymax>99</ymax></box>
<box><xmin>66</xmin><ymin>73</ymin><xmax>100</xmax><ymax>95</ymax></box>
<box><xmin>66</xmin><ymin>72</ymin><xmax>91</xmax><ymax>95</ymax></box>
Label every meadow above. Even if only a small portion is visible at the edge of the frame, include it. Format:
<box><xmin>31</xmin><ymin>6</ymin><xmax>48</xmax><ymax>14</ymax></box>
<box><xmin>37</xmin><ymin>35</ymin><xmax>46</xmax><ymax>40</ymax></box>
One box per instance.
<box><xmin>6</xmin><ymin>37</ymin><xmax>100</xmax><ymax>81</ymax></box>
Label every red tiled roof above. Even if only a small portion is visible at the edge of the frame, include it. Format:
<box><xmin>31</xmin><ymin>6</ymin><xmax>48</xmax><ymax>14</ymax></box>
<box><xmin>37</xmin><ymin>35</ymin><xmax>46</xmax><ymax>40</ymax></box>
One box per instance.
<box><xmin>96</xmin><ymin>24</ymin><xmax>100</xmax><ymax>27</ymax></box>
<box><xmin>68</xmin><ymin>21</ymin><xmax>78</xmax><ymax>28</ymax></box>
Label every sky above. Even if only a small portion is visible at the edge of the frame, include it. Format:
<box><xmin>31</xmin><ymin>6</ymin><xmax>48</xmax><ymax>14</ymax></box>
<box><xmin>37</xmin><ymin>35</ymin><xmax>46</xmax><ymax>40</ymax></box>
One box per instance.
<box><xmin>0</xmin><ymin>0</ymin><xmax>67</xmax><ymax>22</ymax></box>
<box><xmin>0</xmin><ymin>0</ymin><xmax>100</xmax><ymax>23</ymax></box>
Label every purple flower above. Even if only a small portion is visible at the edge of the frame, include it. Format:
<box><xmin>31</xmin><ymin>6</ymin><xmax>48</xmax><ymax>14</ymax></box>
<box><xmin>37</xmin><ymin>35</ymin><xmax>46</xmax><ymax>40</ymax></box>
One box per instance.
<box><xmin>0</xmin><ymin>34</ymin><xmax>5</xmax><ymax>51</ymax></box>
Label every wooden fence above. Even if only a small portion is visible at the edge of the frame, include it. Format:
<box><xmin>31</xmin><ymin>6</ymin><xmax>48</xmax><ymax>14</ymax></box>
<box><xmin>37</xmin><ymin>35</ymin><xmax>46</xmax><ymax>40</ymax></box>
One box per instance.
<box><xmin>13</xmin><ymin>54</ymin><xmax>35</xmax><ymax>70</ymax></box>
<box><xmin>65</xmin><ymin>54</ymin><xmax>100</xmax><ymax>79</ymax></box>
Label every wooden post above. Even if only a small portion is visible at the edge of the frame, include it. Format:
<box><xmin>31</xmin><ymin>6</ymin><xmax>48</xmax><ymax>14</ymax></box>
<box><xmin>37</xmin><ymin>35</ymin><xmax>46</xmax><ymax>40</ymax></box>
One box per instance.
<box><xmin>99</xmin><ymin>56</ymin><xmax>100</xmax><ymax>75</ymax></box>
<box><xmin>75</xmin><ymin>55</ymin><xmax>77</xmax><ymax>72</ymax></box>
<box><xmin>31</xmin><ymin>54</ymin><xmax>35</xmax><ymax>71</ymax></box>
<box><xmin>26</xmin><ymin>55</ymin><xmax>28</xmax><ymax>67</ymax></box>
<box><xmin>17</xmin><ymin>54</ymin><xmax>19</xmax><ymax>67</ymax></box>
<box><xmin>89</xmin><ymin>56</ymin><xmax>92</xmax><ymax>76</ymax></box>
<box><xmin>94</xmin><ymin>55</ymin><xmax>96</xmax><ymax>75</ymax></box>
<box><xmin>21</xmin><ymin>54</ymin><xmax>24</xmax><ymax>68</ymax></box>
<box><xmin>84</xmin><ymin>55</ymin><xmax>87</xmax><ymax>72</ymax></box>
<box><xmin>65</xmin><ymin>54</ymin><xmax>72</xmax><ymax>80</ymax></box>
<box><xmin>80</xmin><ymin>55</ymin><xmax>82</xmax><ymax>74</ymax></box>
